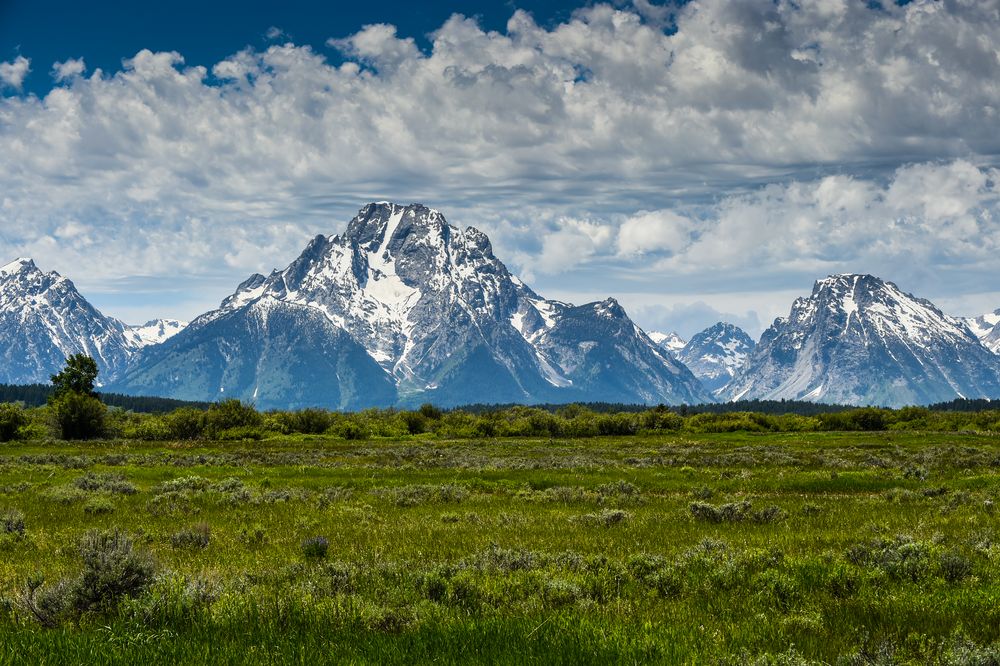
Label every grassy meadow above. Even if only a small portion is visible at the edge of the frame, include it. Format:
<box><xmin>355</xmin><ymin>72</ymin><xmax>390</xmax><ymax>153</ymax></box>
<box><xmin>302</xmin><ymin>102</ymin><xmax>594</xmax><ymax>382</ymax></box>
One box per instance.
<box><xmin>0</xmin><ymin>430</ymin><xmax>999</xmax><ymax>664</ymax></box>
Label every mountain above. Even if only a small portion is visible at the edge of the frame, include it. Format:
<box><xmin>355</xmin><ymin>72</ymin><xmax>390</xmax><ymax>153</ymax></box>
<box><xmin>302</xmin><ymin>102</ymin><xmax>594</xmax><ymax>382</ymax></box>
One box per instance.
<box><xmin>124</xmin><ymin>319</ymin><xmax>187</xmax><ymax>348</ymax></box>
<box><xmin>721</xmin><ymin>274</ymin><xmax>1000</xmax><ymax>407</ymax></box>
<box><xmin>677</xmin><ymin>322</ymin><xmax>755</xmax><ymax>394</ymax></box>
<box><xmin>648</xmin><ymin>331</ymin><xmax>687</xmax><ymax>355</ymax></box>
<box><xmin>0</xmin><ymin>258</ymin><xmax>136</xmax><ymax>384</ymax></box>
<box><xmin>114</xmin><ymin>203</ymin><xmax>712</xmax><ymax>409</ymax></box>
<box><xmin>964</xmin><ymin>309</ymin><xmax>1000</xmax><ymax>355</ymax></box>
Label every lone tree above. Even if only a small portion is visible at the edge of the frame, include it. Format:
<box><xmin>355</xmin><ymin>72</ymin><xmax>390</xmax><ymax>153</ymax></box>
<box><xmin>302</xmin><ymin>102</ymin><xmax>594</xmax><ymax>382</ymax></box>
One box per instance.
<box><xmin>49</xmin><ymin>355</ymin><xmax>105</xmax><ymax>439</ymax></box>
<box><xmin>50</xmin><ymin>354</ymin><xmax>99</xmax><ymax>399</ymax></box>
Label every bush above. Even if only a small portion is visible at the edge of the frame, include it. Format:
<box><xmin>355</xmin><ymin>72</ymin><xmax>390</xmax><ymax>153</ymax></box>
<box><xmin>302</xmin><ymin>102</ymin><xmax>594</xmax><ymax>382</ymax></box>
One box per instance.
<box><xmin>336</xmin><ymin>421</ymin><xmax>368</xmax><ymax>440</ymax></box>
<box><xmin>302</xmin><ymin>536</ymin><xmax>330</xmax><ymax>559</ymax></box>
<box><xmin>82</xmin><ymin>497</ymin><xmax>115</xmax><ymax>515</ymax></box>
<box><xmin>690</xmin><ymin>500</ymin><xmax>752</xmax><ymax>523</ymax></box>
<box><xmin>0</xmin><ymin>403</ymin><xmax>29</xmax><ymax>441</ymax></box>
<box><xmin>574</xmin><ymin>509</ymin><xmax>631</xmax><ymax>527</ymax></box>
<box><xmin>50</xmin><ymin>391</ymin><xmax>107</xmax><ymax>440</ymax></box>
<box><xmin>292</xmin><ymin>408</ymin><xmax>334</xmax><ymax>434</ymax></box>
<box><xmin>204</xmin><ymin>399</ymin><xmax>261</xmax><ymax>437</ymax></box>
<box><xmin>22</xmin><ymin>528</ymin><xmax>155</xmax><ymax>626</ymax></box>
<box><xmin>2</xmin><ymin>509</ymin><xmax>25</xmax><ymax>535</ymax></box>
<box><xmin>163</xmin><ymin>408</ymin><xmax>206</xmax><ymax>440</ymax></box>
<box><xmin>74</xmin><ymin>473</ymin><xmax>138</xmax><ymax>495</ymax></box>
<box><xmin>171</xmin><ymin>523</ymin><xmax>211</xmax><ymax>550</ymax></box>
<box><xmin>400</xmin><ymin>411</ymin><xmax>428</xmax><ymax>435</ymax></box>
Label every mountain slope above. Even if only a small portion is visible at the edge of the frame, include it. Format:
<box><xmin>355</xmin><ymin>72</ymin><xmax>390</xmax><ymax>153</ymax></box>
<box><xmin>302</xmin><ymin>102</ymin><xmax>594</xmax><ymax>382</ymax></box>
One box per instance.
<box><xmin>124</xmin><ymin>319</ymin><xmax>187</xmax><ymax>348</ymax></box>
<box><xmin>0</xmin><ymin>258</ymin><xmax>136</xmax><ymax>384</ymax></box>
<box><xmin>116</xmin><ymin>202</ymin><xmax>711</xmax><ymax>408</ymax></box>
<box><xmin>965</xmin><ymin>309</ymin><xmax>1000</xmax><ymax>355</ymax></box>
<box><xmin>722</xmin><ymin>274</ymin><xmax>1000</xmax><ymax>407</ymax></box>
<box><xmin>648</xmin><ymin>331</ymin><xmax>687</xmax><ymax>355</ymax></box>
<box><xmin>112</xmin><ymin>299</ymin><xmax>396</xmax><ymax>410</ymax></box>
<box><xmin>677</xmin><ymin>322</ymin><xmax>755</xmax><ymax>394</ymax></box>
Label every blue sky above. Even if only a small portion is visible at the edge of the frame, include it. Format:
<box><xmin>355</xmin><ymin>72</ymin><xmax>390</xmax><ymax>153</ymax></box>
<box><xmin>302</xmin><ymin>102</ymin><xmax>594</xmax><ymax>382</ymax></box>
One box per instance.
<box><xmin>0</xmin><ymin>1</ymin><xmax>588</xmax><ymax>98</ymax></box>
<box><xmin>1</xmin><ymin>0</ymin><xmax>999</xmax><ymax>338</ymax></box>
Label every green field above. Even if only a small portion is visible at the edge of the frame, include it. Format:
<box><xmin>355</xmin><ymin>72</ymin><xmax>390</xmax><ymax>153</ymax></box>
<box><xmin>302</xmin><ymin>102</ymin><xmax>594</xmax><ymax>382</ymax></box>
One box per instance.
<box><xmin>1</xmin><ymin>431</ymin><xmax>999</xmax><ymax>664</ymax></box>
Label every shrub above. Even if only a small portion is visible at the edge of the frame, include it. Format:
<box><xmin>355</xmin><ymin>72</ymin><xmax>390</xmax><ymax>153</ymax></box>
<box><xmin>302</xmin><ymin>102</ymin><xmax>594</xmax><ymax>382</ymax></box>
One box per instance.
<box><xmin>0</xmin><ymin>403</ymin><xmax>29</xmax><ymax>442</ymax></box>
<box><xmin>74</xmin><ymin>473</ymin><xmax>138</xmax><ymax>495</ymax></box>
<box><xmin>155</xmin><ymin>476</ymin><xmax>211</xmax><ymax>494</ymax></box>
<box><xmin>82</xmin><ymin>497</ymin><xmax>115</xmax><ymax>515</ymax></box>
<box><xmin>302</xmin><ymin>536</ymin><xmax>330</xmax><ymax>560</ymax></box>
<box><xmin>45</xmin><ymin>486</ymin><xmax>88</xmax><ymax>505</ymax></box>
<box><xmin>940</xmin><ymin>551</ymin><xmax>973</xmax><ymax>584</ymax></box>
<box><xmin>336</xmin><ymin>421</ymin><xmax>368</xmax><ymax>440</ymax></box>
<box><xmin>292</xmin><ymin>408</ymin><xmax>335</xmax><ymax>434</ymax></box>
<box><xmin>22</xmin><ymin>529</ymin><xmax>155</xmax><ymax>626</ymax></box>
<box><xmin>50</xmin><ymin>391</ymin><xmax>107</xmax><ymax>440</ymax></box>
<box><xmin>846</xmin><ymin>536</ymin><xmax>935</xmax><ymax>582</ymax></box>
<box><xmin>171</xmin><ymin>523</ymin><xmax>211</xmax><ymax>550</ymax></box>
<box><xmin>400</xmin><ymin>411</ymin><xmax>428</xmax><ymax>435</ymax></box>
<box><xmin>574</xmin><ymin>509</ymin><xmax>631</xmax><ymax>527</ymax></box>
<box><xmin>690</xmin><ymin>500</ymin><xmax>752</xmax><ymax>523</ymax></box>
<box><xmin>204</xmin><ymin>399</ymin><xmax>261</xmax><ymax>437</ymax></box>
<box><xmin>2</xmin><ymin>509</ymin><xmax>25</xmax><ymax>535</ymax></box>
<box><xmin>163</xmin><ymin>408</ymin><xmax>206</xmax><ymax>440</ymax></box>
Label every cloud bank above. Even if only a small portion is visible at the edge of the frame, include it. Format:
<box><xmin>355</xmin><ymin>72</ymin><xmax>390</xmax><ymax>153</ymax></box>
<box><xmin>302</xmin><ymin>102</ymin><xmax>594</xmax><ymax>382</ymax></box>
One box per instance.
<box><xmin>0</xmin><ymin>0</ymin><xmax>998</xmax><ymax>332</ymax></box>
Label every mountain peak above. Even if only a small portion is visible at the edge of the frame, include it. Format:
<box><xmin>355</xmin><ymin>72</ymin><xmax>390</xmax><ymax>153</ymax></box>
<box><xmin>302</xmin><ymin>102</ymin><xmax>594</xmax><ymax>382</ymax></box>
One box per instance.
<box><xmin>724</xmin><ymin>274</ymin><xmax>1000</xmax><ymax>406</ymax></box>
<box><xmin>343</xmin><ymin>202</ymin><xmax>445</xmax><ymax>247</ymax></box>
<box><xmin>678</xmin><ymin>322</ymin><xmax>755</xmax><ymax>394</ymax></box>
<box><xmin>0</xmin><ymin>257</ymin><xmax>39</xmax><ymax>277</ymax></box>
<box><xmin>649</xmin><ymin>330</ymin><xmax>687</xmax><ymax>354</ymax></box>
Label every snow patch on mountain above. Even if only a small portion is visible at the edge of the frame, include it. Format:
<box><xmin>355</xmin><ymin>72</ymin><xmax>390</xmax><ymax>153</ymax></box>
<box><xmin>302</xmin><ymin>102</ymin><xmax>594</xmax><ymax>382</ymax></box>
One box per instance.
<box><xmin>124</xmin><ymin>319</ymin><xmax>188</xmax><ymax>348</ymax></box>
<box><xmin>965</xmin><ymin>309</ymin><xmax>1000</xmax><ymax>354</ymax></box>
<box><xmin>649</xmin><ymin>331</ymin><xmax>687</xmax><ymax>355</ymax></box>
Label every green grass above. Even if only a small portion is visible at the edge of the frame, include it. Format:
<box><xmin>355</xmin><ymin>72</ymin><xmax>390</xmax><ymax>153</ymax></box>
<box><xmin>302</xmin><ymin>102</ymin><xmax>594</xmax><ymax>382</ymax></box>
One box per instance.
<box><xmin>1</xmin><ymin>431</ymin><xmax>999</xmax><ymax>664</ymax></box>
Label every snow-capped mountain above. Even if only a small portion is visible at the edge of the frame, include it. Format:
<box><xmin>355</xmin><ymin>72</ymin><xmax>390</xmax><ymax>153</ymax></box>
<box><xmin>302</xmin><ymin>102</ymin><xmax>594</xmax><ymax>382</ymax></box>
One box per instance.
<box><xmin>648</xmin><ymin>331</ymin><xmax>687</xmax><ymax>355</ymax></box>
<box><xmin>677</xmin><ymin>323</ymin><xmax>755</xmax><ymax>394</ymax></box>
<box><xmin>965</xmin><ymin>309</ymin><xmax>1000</xmax><ymax>355</ymax></box>
<box><xmin>0</xmin><ymin>258</ymin><xmax>136</xmax><ymax>384</ymax></box>
<box><xmin>722</xmin><ymin>274</ymin><xmax>1000</xmax><ymax>407</ymax></box>
<box><xmin>114</xmin><ymin>203</ymin><xmax>712</xmax><ymax>409</ymax></box>
<box><xmin>124</xmin><ymin>319</ymin><xmax>188</xmax><ymax>348</ymax></box>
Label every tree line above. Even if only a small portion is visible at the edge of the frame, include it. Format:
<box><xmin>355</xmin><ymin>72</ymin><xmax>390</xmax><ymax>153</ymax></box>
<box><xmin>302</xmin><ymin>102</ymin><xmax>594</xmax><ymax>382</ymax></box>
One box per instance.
<box><xmin>0</xmin><ymin>355</ymin><xmax>997</xmax><ymax>442</ymax></box>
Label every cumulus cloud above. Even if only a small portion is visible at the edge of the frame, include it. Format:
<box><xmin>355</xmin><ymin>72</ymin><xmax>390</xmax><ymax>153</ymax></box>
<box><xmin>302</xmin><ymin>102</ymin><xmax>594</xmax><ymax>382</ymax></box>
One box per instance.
<box><xmin>0</xmin><ymin>56</ymin><xmax>30</xmax><ymax>89</ymax></box>
<box><xmin>51</xmin><ymin>58</ymin><xmax>86</xmax><ymax>82</ymax></box>
<box><xmin>0</xmin><ymin>0</ymin><xmax>998</xmax><ymax>322</ymax></box>
<box><xmin>617</xmin><ymin>210</ymin><xmax>695</xmax><ymax>256</ymax></box>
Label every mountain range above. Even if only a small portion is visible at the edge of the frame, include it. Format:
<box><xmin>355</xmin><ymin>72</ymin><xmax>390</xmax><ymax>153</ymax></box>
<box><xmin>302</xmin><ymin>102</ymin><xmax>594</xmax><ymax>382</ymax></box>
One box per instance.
<box><xmin>107</xmin><ymin>203</ymin><xmax>711</xmax><ymax>409</ymax></box>
<box><xmin>722</xmin><ymin>274</ymin><xmax>1000</xmax><ymax>407</ymax></box>
<box><xmin>0</xmin><ymin>257</ymin><xmax>185</xmax><ymax>385</ymax></box>
<box><xmin>1</xmin><ymin>203</ymin><xmax>999</xmax><ymax>409</ymax></box>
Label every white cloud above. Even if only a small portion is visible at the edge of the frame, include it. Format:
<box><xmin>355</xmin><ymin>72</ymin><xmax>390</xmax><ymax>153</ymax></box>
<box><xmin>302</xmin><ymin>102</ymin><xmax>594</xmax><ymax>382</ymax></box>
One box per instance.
<box><xmin>617</xmin><ymin>210</ymin><xmax>694</xmax><ymax>256</ymax></box>
<box><xmin>266</xmin><ymin>26</ymin><xmax>288</xmax><ymax>41</ymax></box>
<box><xmin>0</xmin><ymin>1</ymin><xmax>998</xmax><ymax>323</ymax></box>
<box><xmin>52</xmin><ymin>58</ymin><xmax>86</xmax><ymax>82</ymax></box>
<box><xmin>0</xmin><ymin>56</ymin><xmax>30</xmax><ymax>89</ymax></box>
